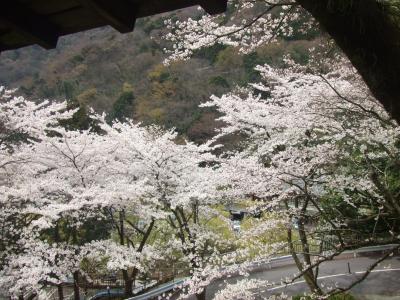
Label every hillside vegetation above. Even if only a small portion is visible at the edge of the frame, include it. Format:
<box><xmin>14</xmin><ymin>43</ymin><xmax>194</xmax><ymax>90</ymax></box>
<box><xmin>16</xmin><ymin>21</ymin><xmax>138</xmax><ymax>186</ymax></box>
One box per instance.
<box><xmin>0</xmin><ymin>7</ymin><xmax>319</xmax><ymax>142</ymax></box>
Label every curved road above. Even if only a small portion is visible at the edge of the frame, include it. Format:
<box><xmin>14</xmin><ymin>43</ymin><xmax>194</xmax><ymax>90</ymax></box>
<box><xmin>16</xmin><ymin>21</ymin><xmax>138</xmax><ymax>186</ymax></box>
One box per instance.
<box><xmin>205</xmin><ymin>256</ymin><xmax>400</xmax><ymax>299</ymax></box>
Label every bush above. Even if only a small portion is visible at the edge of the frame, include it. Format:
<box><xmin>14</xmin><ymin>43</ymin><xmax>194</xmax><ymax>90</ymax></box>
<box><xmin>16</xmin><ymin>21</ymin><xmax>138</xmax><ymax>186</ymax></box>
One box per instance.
<box><xmin>108</xmin><ymin>91</ymin><xmax>135</xmax><ymax>123</ymax></box>
<box><xmin>194</xmin><ymin>43</ymin><xmax>227</xmax><ymax>63</ymax></box>
<box><xmin>209</xmin><ymin>75</ymin><xmax>230</xmax><ymax>88</ymax></box>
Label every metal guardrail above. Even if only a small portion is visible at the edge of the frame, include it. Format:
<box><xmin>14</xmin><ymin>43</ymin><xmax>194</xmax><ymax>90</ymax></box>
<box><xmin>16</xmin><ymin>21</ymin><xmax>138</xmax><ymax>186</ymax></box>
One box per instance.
<box><xmin>89</xmin><ymin>289</ymin><xmax>124</xmax><ymax>300</ymax></box>
<box><xmin>77</xmin><ymin>262</ymin><xmax>190</xmax><ymax>289</ymax></box>
<box><xmin>125</xmin><ymin>278</ymin><xmax>187</xmax><ymax>300</ymax></box>
<box><xmin>249</xmin><ymin>244</ymin><xmax>400</xmax><ymax>271</ymax></box>
<box><xmin>88</xmin><ymin>281</ymin><xmax>158</xmax><ymax>300</ymax></box>
<box><xmin>121</xmin><ymin>244</ymin><xmax>400</xmax><ymax>300</ymax></box>
<box><xmin>20</xmin><ymin>244</ymin><xmax>396</xmax><ymax>300</ymax></box>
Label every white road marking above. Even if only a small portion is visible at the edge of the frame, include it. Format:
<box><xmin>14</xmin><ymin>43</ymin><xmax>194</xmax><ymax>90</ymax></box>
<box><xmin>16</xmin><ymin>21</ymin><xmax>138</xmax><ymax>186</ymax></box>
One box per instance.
<box><xmin>267</xmin><ymin>268</ymin><xmax>400</xmax><ymax>291</ymax></box>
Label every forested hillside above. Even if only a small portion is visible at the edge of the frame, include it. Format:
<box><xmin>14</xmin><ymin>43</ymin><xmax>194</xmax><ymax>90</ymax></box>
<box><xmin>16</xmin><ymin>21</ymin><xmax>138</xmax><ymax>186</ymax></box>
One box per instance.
<box><xmin>0</xmin><ymin>6</ymin><xmax>319</xmax><ymax>143</ymax></box>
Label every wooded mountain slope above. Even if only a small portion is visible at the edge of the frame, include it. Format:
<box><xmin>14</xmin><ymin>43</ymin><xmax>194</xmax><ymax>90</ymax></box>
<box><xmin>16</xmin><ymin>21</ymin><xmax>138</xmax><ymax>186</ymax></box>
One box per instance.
<box><xmin>0</xmin><ymin>8</ymin><xmax>319</xmax><ymax>142</ymax></box>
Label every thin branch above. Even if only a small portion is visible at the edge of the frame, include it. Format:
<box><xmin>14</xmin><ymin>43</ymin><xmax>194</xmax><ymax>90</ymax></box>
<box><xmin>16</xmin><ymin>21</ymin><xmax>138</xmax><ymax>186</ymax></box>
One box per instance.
<box><xmin>327</xmin><ymin>244</ymin><xmax>400</xmax><ymax>297</ymax></box>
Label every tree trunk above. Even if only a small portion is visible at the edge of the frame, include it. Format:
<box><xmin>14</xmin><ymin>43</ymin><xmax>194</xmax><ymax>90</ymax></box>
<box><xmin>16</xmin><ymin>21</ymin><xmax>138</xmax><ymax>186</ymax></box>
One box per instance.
<box><xmin>287</xmin><ymin>227</ymin><xmax>323</xmax><ymax>296</ymax></box>
<box><xmin>131</xmin><ymin>268</ymin><xmax>139</xmax><ymax>291</ymax></box>
<box><xmin>296</xmin><ymin>0</ymin><xmax>400</xmax><ymax>123</ymax></box>
<box><xmin>26</xmin><ymin>294</ymin><xmax>37</xmax><ymax>300</ymax></box>
<box><xmin>303</xmin><ymin>271</ymin><xmax>323</xmax><ymax>295</ymax></box>
<box><xmin>196</xmin><ymin>289</ymin><xmax>206</xmax><ymax>300</ymax></box>
<box><xmin>123</xmin><ymin>270</ymin><xmax>134</xmax><ymax>297</ymax></box>
<box><xmin>73</xmin><ymin>271</ymin><xmax>80</xmax><ymax>300</ymax></box>
<box><xmin>58</xmin><ymin>285</ymin><xmax>64</xmax><ymax>300</ymax></box>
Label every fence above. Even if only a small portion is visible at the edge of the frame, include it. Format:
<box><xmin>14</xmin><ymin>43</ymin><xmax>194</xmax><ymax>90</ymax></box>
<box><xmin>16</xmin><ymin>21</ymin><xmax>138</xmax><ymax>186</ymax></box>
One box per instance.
<box><xmin>73</xmin><ymin>262</ymin><xmax>190</xmax><ymax>290</ymax></box>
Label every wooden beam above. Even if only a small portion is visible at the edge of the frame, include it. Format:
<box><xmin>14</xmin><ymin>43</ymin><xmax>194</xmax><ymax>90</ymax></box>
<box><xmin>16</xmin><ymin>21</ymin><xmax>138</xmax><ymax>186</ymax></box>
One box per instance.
<box><xmin>199</xmin><ymin>0</ymin><xmax>228</xmax><ymax>15</ymax></box>
<box><xmin>0</xmin><ymin>2</ymin><xmax>59</xmax><ymax>49</ymax></box>
<box><xmin>77</xmin><ymin>0</ymin><xmax>136</xmax><ymax>33</ymax></box>
<box><xmin>0</xmin><ymin>43</ymin><xmax>8</xmax><ymax>53</ymax></box>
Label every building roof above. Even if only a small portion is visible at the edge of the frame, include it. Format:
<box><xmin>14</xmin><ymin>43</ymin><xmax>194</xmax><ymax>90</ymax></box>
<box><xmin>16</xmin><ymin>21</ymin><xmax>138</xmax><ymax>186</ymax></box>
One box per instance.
<box><xmin>0</xmin><ymin>0</ymin><xmax>227</xmax><ymax>52</ymax></box>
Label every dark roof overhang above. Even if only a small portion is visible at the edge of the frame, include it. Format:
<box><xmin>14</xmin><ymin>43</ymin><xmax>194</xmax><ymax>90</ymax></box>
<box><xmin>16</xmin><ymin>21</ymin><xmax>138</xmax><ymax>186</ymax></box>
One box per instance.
<box><xmin>0</xmin><ymin>0</ymin><xmax>227</xmax><ymax>52</ymax></box>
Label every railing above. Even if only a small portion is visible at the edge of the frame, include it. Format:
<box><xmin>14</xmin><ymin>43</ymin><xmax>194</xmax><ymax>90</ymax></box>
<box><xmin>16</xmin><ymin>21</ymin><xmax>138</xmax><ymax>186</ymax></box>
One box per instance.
<box><xmin>78</xmin><ymin>273</ymin><xmax>124</xmax><ymax>288</ymax></box>
<box><xmin>270</xmin><ymin>234</ymin><xmax>397</xmax><ymax>257</ymax></box>
<box><xmin>71</xmin><ymin>262</ymin><xmax>191</xmax><ymax>290</ymax></box>
<box><xmin>60</xmin><ymin>235</ymin><xmax>397</xmax><ymax>299</ymax></box>
<box><xmin>127</xmin><ymin>244</ymin><xmax>400</xmax><ymax>300</ymax></box>
<box><xmin>126</xmin><ymin>278</ymin><xmax>187</xmax><ymax>300</ymax></box>
<box><xmin>54</xmin><ymin>241</ymin><xmax>400</xmax><ymax>300</ymax></box>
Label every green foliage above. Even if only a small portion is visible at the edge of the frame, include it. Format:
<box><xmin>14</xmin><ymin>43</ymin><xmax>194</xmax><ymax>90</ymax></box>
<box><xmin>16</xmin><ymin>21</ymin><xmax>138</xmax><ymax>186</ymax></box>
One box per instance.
<box><xmin>147</xmin><ymin>64</ymin><xmax>171</xmax><ymax>83</ymax></box>
<box><xmin>283</xmin><ymin>16</ymin><xmax>320</xmax><ymax>41</ymax></box>
<box><xmin>36</xmin><ymin>78</ymin><xmax>57</xmax><ymax>98</ymax></box>
<box><xmin>243</xmin><ymin>52</ymin><xmax>263</xmax><ymax>82</ymax></box>
<box><xmin>80</xmin><ymin>219</ymin><xmax>113</xmax><ymax>243</ymax></box>
<box><xmin>194</xmin><ymin>44</ymin><xmax>228</xmax><ymax>64</ymax></box>
<box><xmin>142</xmin><ymin>17</ymin><xmax>167</xmax><ymax>34</ymax></box>
<box><xmin>107</xmin><ymin>90</ymin><xmax>135</xmax><ymax>123</ymax></box>
<box><xmin>59</xmin><ymin>98</ymin><xmax>101</xmax><ymax>132</ymax></box>
<box><xmin>0</xmin><ymin>9</ymin><xmax>324</xmax><ymax>145</ymax></box>
<box><xmin>57</xmin><ymin>80</ymin><xmax>76</xmax><ymax>99</ymax></box>
<box><xmin>69</xmin><ymin>54</ymin><xmax>85</xmax><ymax>65</ymax></box>
<box><xmin>215</xmin><ymin>47</ymin><xmax>243</xmax><ymax>69</ymax></box>
<box><xmin>205</xmin><ymin>207</ymin><xmax>235</xmax><ymax>241</ymax></box>
<box><xmin>322</xmin><ymin>131</ymin><xmax>400</xmax><ymax>240</ymax></box>
<box><xmin>287</xmin><ymin>42</ymin><xmax>311</xmax><ymax>65</ymax></box>
<box><xmin>209</xmin><ymin>75</ymin><xmax>230</xmax><ymax>88</ymax></box>
<box><xmin>76</xmin><ymin>88</ymin><xmax>97</xmax><ymax>105</ymax></box>
<box><xmin>241</xmin><ymin>211</ymin><xmax>290</xmax><ymax>246</ymax></box>
<box><xmin>0</xmin><ymin>124</ymin><xmax>30</xmax><ymax>149</ymax></box>
<box><xmin>44</xmin><ymin>217</ymin><xmax>112</xmax><ymax>246</ymax></box>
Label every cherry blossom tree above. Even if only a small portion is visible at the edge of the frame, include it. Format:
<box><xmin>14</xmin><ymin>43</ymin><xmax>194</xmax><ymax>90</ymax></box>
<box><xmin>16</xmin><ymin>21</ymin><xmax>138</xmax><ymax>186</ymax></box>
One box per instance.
<box><xmin>1</xmin><ymin>103</ymin><xmax>166</xmax><ymax>299</ymax></box>
<box><xmin>0</xmin><ymin>92</ymin><xmax>228</xmax><ymax>300</ymax></box>
<box><xmin>3</xmin><ymin>42</ymin><xmax>399</xmax><ymax>300</ymax></box>
<box><xmin>0</xmin><ymin>88</ymin><xmax>75</xmax><ymax>294</ymax></box>
<box><xmin>0</xmin><ymin>91</ymin><xmax>146</xmax><ymax>299</ymax></box>
<box><xmin>102</xmin><ymin>120</ymin><xmax>229</xmax><ymax>299</ymax></box>
<box><xmin>163</xmin><ymin>3</ymin><xmax>400</xmax><ymax>292</ymax></box>
<box><xmin>199</xmin><ymin>55</ymin><xmax>400</xmax><ymax>297</ymax></box>
<box><xmin>163</xmin><ymin>1</ymin><xmax>313</xmax><ymax>64</ymax></box>
<box><xmin>0</xmin><ymin>112</ymin><xmax>114</xmax><ymax>299</ymax></box>
<box><xmin>164</xmin><ymin>0</ymin><xmax>400</xmax><ymax>122</ymax></box>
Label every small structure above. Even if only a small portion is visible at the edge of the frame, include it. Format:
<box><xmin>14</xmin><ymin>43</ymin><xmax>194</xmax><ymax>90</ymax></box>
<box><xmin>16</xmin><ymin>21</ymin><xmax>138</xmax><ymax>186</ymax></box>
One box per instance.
<box><xmin>227</xmin><ymin>206</ymin><xmax>262</xmax><ymax>233</ymax></box>
<box><xmin>228</xmin><ymin>206</ymin><xmax>262</xmax><ymax>221</ymax></box>
<box><xmin>0</xmin><ymin>0</ymin><xmax>227</xmax><ymax>52</ymax></box>
<box><xmin>229</xmin><ymin>209</ymin><xmax>246</xmax><ymax>221</ymax></box>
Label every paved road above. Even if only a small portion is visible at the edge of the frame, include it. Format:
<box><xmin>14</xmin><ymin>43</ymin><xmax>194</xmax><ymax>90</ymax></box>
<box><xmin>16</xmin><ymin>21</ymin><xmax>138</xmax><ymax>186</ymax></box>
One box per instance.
<box><xmin>205</xmin><ymin>256</ymin><xmax>400</xmax><ymax>299</ymax></box>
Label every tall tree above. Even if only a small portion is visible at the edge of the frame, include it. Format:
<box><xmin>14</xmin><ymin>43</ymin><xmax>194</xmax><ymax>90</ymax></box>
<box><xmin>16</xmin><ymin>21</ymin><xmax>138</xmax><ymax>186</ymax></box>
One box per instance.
<box><xmin>102</xmin><ymin>120</ymin><xmax>223</xmax><ymax>299</ymax></box>
<box><xmin>164</xmin><ymin>0</ymin><xmax>400</xmax><ymax>122</ymax></box>
<box><xmin>201</xmin><ymin>55</ymin><xmax>400</xmax><ymax>297</ymax></box>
